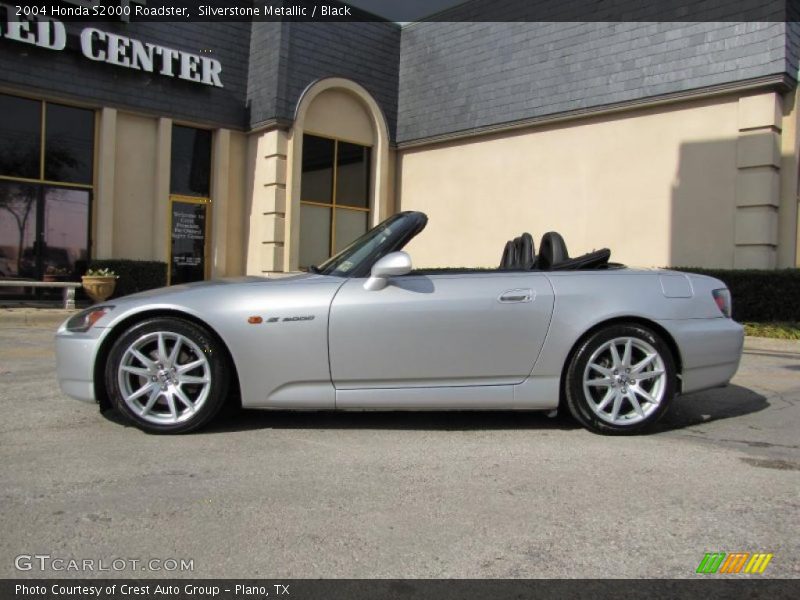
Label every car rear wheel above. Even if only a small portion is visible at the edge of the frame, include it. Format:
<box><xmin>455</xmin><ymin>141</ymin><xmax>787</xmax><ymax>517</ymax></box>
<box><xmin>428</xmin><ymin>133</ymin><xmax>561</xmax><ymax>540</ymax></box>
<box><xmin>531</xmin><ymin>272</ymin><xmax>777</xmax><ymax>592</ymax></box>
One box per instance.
<box><xmin>105</xmin><ymin>317</ymin><xmax>229</xmax><ymax>434</ymax></box>
<box><xmin>564</xmin><ymin>323</ymin><xmax>676</xmax><ymax>435</ymax></box>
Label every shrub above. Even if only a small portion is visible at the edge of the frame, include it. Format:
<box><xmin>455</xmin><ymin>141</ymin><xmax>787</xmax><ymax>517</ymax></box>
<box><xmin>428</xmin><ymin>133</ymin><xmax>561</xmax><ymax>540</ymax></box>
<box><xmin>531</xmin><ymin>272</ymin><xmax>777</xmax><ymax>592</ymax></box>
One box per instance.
<box><xmin>671</xmin><ymin>268</ymin><xmax>800</xmax><ymax>322</ymax></box>
<box><xmin>86</xmin><ymin>260</ymin><xmax>167</xmax><ymax>299</ymax></box>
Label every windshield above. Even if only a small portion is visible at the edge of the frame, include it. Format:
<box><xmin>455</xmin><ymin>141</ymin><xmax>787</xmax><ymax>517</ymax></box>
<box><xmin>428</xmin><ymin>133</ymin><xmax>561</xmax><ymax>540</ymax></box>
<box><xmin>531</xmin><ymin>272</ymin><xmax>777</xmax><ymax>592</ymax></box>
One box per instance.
<box><xmin>312</xmin><ymin>211</ymin><xmax>427</xmax><ymax>278</ymax></box>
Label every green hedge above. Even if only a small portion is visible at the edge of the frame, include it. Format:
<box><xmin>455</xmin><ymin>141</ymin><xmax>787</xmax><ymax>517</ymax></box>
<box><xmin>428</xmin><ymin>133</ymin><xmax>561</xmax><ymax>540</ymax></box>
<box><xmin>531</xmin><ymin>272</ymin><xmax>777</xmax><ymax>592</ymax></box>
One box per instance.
<box><xmin>86</xmin><ymin>260</ymin><xmax>167</xmax><ymax>299</ymax></box>
<box><xmin>671</xmin><ymin>268</ymin><xmax>800</xmax><ymax>322</ymax></box>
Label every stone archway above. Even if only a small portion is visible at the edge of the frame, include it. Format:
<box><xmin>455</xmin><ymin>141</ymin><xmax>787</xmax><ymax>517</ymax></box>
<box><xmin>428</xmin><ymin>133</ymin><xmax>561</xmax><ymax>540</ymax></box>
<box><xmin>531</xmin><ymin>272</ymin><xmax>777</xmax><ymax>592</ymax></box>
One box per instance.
<box><xmin>285</xmin><ymin>78</ymin><xmax>391</xmax><ymax>272</ymax></box>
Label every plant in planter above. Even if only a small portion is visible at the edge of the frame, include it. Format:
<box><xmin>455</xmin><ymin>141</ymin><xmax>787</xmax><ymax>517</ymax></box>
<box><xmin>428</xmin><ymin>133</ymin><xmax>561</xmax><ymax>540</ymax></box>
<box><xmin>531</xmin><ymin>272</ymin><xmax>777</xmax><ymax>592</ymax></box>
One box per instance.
<box><xmin>82</xmin><ymin>267</ymin><xmax>118</xmax><ymax>303</ymax></box>
<box><xmin>43</xmin><ymin>266</ymin><xmax>70</xmax><ymax>282</ymax></box>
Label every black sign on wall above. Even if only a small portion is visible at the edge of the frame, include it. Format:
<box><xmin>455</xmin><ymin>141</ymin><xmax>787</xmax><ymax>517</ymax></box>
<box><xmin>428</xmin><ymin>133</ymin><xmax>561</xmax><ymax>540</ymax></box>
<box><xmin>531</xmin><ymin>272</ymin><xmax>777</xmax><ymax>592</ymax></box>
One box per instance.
<box><xmin>170</xmin><ymin>200</ymin><xmax>206</xmax><ymax>285</ymax></box>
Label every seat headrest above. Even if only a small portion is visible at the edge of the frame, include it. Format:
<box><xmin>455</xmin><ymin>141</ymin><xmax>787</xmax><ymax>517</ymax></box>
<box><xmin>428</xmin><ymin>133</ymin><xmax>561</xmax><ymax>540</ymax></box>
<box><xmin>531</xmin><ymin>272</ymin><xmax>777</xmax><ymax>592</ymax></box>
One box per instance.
<box><xmin>538</xmin><ymin>231</ymin><xmax>569</xmax><ymax>270</ymax></box>
<box><xmin>500</xmin><ymin>240</ymin><xmax>516</xmax><ymax>270</ymax></box>
<box><xmin>518</xmin><ymin>233</ymin><xmax>535</xmax><ymax>270</ymax></box>
<box><xmin>500</xmin><ymin>233</ymin><xmax>535</xmax><ymax>270</ymax></box>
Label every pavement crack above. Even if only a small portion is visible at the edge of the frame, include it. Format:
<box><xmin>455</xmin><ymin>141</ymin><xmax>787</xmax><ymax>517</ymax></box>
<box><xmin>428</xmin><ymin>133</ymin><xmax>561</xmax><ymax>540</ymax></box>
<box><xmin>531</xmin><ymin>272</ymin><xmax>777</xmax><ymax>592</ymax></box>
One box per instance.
<box><xmin>739</xmin><ymin>457</ymin><xmax>800</xmax><ymax>471</ymax></box>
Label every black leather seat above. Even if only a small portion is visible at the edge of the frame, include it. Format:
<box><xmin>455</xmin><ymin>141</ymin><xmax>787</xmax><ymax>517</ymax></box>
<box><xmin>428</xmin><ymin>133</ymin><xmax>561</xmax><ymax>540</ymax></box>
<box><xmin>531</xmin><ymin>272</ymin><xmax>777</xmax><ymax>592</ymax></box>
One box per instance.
<box><xmin>502</xmin><ymin>230</ymin><xmax>611</xmax><ymax>271</ymax></box>
<box><xmin>551</xmin><ymin>248</ymin><xmax>611</xmax><ymax>270</ymax></box>
<box><xmin>539</xmin><ymin>231</ymin><xmax>611</xmax><ymax>270</ymax></box>
<box><xmin>500</xmin><ymin>233</ymin><xmax>535</xmax><ymax>270</ymax></box>
<box><xmin>500</xmin><ymin>240</ymin><xmax>516</xmax><ymax>270</ymax></box>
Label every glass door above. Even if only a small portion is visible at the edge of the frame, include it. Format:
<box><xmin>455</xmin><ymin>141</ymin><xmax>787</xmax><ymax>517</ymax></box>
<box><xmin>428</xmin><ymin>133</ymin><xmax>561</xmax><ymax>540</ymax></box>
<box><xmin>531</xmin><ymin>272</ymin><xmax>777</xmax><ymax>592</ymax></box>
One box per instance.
<box><xmin>169</xmin><ymin>197</ymin><xmax>209</xmax><ymax>285</ymax></box>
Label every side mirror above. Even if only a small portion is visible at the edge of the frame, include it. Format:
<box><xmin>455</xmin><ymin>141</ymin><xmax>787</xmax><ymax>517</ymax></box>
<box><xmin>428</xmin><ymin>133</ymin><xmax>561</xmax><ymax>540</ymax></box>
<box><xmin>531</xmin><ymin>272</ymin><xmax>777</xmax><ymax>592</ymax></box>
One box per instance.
<box><xmin>364</xmin><ymin>251</ymin><xmax>412</xmax><ymax>291</ymax></box>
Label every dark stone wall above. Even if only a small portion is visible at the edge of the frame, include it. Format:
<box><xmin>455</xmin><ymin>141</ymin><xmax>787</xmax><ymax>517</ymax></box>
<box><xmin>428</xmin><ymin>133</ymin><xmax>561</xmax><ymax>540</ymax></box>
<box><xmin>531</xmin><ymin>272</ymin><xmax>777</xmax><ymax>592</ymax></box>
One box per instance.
<box><xmin>247</xmin><ymin>21</ymin><xmax>288</xmax><ymax>129</ymax></box>
<box><xmin>398</xmin><ymin>21</ymin><xmax>790</xmax><ymax>143</ymax></box>
<box><xmin>272</xmin><ymin>21</ymin><xmax>401</xmax><ymax>138</ymax></box>
<box><xmin>1</xmin><ymin>7</ymin><xmax>796</xmax><ymax>144</ymax></box>
<box><xmin>0</xmin><ymin>14</ymin><xmax>251</xmax><ymax>129</ymax></box>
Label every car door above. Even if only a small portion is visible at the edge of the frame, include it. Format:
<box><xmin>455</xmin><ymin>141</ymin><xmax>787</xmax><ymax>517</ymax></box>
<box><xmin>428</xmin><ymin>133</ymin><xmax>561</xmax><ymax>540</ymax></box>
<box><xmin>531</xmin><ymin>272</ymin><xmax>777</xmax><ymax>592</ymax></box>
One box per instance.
<box><xmin>328</xmin><ymin>271</ymin><xmax>554</xmax><ymax>391</ymax></box>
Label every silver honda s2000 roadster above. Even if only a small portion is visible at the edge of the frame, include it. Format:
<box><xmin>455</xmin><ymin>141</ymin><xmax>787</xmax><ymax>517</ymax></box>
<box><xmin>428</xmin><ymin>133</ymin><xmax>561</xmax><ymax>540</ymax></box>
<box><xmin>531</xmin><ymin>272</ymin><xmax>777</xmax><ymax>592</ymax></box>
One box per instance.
<box><xmin>56</xmin><ymin>211</ymin><xmax>743</xmax><ymax>435</ymax></box>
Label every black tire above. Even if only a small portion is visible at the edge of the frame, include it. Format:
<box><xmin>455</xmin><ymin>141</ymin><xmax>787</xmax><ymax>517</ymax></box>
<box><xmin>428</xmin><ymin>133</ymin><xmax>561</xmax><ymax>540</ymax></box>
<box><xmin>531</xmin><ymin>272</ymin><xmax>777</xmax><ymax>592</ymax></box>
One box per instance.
<box><xmin>105</xmin><ymin>317</ymin><xmax>229</xmax><ymax>434</ymax></box>
<box><xmin>564</xmin><ymin>323</ymin><xmax>676</xmax><ymax>435</ymax></box>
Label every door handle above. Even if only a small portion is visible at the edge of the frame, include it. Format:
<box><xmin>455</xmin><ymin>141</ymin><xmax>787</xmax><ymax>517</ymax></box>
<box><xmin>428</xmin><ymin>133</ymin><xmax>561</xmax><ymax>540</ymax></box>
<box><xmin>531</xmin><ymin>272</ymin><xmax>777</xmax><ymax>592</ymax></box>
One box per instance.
<box><xmin>498</xmin><ymin>289</ymin><xmax>533</xmax><ymax>303</ymax></box>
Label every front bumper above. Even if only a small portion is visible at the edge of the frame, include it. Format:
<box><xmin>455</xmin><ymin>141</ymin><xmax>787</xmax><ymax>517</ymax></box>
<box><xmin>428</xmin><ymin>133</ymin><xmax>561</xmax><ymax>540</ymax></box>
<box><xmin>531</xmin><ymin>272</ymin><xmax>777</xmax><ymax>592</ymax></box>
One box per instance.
<box><xmin>657</xmin><ymin>317</ymin><xmax>744</xmax><ymax>394</ymax></box>
<box><xmin>54</xmin><ymin>324</ymin><xmax>107</xmax><ymax>403</ymax></box>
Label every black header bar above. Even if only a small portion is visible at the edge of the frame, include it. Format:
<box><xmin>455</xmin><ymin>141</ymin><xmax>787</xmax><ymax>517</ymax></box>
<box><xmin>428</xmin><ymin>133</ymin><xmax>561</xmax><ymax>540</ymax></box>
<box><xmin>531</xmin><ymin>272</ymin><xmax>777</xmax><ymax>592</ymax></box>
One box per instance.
<box><xmin>3</xmin><ymin>0</ymin><xmax>797</xmax><ymax>22</ymax></box>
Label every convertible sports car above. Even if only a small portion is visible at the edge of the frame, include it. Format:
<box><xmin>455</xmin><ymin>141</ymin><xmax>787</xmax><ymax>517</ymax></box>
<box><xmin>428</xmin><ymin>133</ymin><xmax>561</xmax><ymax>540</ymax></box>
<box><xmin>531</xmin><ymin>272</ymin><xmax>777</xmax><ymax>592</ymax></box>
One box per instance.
<box><xmin>55</xmin><ymin>211</ymin><xmax>743</xmax><ymax>435</ymax></box>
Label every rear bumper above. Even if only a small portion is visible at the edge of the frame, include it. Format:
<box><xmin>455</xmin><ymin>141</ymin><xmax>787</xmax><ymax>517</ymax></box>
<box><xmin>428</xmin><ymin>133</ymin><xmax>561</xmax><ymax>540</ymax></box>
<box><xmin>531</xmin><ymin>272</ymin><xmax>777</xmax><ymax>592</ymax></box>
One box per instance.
<box><xmin>54</xmin><ymin>324</ymin><xmax>106</xmax><ymax>403</ymax></box>
<box><xmin>657</xmin><ymin>317</ymin><xmax>744</xmax><ymax>394</ymax></box>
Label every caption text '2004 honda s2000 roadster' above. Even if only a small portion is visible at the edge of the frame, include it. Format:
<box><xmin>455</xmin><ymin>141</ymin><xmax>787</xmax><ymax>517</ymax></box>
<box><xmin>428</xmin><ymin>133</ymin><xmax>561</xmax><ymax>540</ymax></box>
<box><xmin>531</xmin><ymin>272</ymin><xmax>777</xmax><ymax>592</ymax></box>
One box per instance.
<box><xmin>56</xmin><ymin>211</ymin><xmax>744</xmax><ymax>435</ymax></box>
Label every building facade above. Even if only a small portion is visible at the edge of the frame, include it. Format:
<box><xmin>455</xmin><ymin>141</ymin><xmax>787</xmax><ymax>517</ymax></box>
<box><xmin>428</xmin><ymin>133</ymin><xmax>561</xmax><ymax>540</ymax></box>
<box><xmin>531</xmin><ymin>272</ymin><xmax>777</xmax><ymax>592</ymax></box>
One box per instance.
<box><xmin>1</xmin><ymin>7</ymin><xmax>798</xmax><ymax>299</ymax></box>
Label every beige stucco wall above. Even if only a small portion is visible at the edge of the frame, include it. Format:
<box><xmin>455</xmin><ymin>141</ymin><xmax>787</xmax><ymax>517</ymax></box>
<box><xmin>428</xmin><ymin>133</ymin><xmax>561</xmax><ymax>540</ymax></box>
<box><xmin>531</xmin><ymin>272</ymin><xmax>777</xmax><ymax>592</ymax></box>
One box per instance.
<box><xmin>104</xmin><ymin>110</ymin><xmax>248</xmax><ymax>273</ymax></box>
<box><xmin>304</xmin><ymin>89</ymin><xmax>374</xmax><ymax>146</ymax></box>
<box><xmin>398</xmin><ymin>96</ymin><xmax>747</xmax><ymax>269</ymax></box>
<box><xmin>778</xmin><ymin>89</ymin><xmax>800</xmax><ymax>268</ymax></box>
<box><xmin>112</xmin><ymin>112</ymin><xmax>157</xmax><ymax>260</ymax></box>
<box><xmin>94</xmin><ymin>89</ymin><xmax>798</xmax><ymax>276</ymax></box>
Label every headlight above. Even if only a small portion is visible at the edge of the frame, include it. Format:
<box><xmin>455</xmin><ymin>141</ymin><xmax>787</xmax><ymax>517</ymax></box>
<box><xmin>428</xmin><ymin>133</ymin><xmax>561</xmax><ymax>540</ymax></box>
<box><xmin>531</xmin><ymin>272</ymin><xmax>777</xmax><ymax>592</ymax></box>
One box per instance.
<box><xmin>65</xmin><ymin>306</ymin><xmax>114</xmax><ymax>332</ymax></box>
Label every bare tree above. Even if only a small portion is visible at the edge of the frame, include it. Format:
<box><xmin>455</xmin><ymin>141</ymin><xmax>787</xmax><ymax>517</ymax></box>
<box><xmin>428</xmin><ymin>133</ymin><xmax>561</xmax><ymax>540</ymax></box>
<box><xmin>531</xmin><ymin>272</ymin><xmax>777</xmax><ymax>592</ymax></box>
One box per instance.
<box><xmin>0</xmin><ymin>146</ymin><xmax>39</xmax><ymax>277</ymax></box>
<box><xmin>0</xmin><ymin>144</ymin><xmax>79</xmax><ymax>278</ymax></box>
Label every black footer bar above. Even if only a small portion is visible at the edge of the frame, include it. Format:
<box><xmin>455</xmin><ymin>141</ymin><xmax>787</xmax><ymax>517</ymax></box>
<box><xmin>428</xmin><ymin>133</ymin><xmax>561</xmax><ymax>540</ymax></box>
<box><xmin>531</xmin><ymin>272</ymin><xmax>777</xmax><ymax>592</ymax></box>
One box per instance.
<box><xmin>4</xmin><ymin>579</ymin><xmax>800</xmax><ymax>600</ymax></box>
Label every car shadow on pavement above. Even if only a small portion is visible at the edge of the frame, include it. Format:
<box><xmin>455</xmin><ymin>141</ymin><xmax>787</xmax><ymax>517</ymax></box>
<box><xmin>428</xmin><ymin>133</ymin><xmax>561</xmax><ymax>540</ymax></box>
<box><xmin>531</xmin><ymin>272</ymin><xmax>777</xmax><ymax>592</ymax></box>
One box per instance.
<box><xmin>651</xmin><ymin>384</ymin><xmax>768</xmax><ymax>433</ymax></box>
<box><xmin>202</xmin><ymin>384</ymin><xmax>768</xmax><ymax>435</ymax></box>
<box><xmin>99</xmin><ymin>384</ymin><xmax>768</xmax><ymax>435</ymax></box>
<box><xmin>202</xmin><ymin>408</ymin><xmax>583</xmax><ymax>434</ymax></box>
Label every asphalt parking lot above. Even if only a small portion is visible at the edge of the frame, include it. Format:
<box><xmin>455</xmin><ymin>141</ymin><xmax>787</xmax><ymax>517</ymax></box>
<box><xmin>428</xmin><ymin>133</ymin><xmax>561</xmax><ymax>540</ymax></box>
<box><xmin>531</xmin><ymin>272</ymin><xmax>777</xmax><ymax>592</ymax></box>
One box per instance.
<box><xmin>0</xmin><ymin>323</ymin><xmax>798</xmax><ymax>579</ymax></box>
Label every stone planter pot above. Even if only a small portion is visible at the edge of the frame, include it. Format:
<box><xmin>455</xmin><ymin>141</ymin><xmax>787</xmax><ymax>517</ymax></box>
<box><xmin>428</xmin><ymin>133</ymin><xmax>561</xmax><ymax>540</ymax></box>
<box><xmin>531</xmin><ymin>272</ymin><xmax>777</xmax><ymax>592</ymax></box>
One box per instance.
<box><xmin>81</xmin><ymin>275</ymin><xmax>117</xmax><ymax>303</ymax></box>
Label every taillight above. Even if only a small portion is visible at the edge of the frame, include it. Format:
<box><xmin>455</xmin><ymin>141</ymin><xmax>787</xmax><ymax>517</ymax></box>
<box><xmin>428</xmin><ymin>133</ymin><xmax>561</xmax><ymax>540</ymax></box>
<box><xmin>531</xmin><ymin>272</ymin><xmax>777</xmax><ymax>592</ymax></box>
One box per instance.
<box><xmin>712</xmin><ymin>289</ymin><xmax>731</xmax><ymax>318</ymax></box>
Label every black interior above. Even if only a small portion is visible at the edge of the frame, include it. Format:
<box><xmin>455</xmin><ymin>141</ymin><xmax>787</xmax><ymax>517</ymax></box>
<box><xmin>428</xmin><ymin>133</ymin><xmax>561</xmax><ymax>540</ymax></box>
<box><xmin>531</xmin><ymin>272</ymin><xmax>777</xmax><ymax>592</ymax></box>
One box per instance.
<box><xmin>499</xmin><ymin>231</ymin><xmax>612</xmax><ymax>271</ymax></box>
<box><xmin>313</xmin><ymin>210</ymin><xmax>618</xmax><ymax>277</ymax></box>
<box><xmin>500</xmin><ymin>233</ymin><xmax>536</xmax><ymax>270</ymax></box>
<box><xmin>538</xmin><ymin>231</ymin><xmax>569</xmax><ymax>270</ymax></box>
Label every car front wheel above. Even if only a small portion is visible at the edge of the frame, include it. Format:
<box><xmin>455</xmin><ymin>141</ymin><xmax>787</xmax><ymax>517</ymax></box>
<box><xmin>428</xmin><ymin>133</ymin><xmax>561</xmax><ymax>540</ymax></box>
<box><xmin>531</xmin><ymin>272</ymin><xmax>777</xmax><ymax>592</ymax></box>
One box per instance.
<box><xmin>105</xmin><ymin>317</ymin><xmax>229</xmax><ymax>434</ymax></box>
<box><xmin>564</xmin><ymin>323</ymin><xmax>676</xmax><ymax>435</ymax></box>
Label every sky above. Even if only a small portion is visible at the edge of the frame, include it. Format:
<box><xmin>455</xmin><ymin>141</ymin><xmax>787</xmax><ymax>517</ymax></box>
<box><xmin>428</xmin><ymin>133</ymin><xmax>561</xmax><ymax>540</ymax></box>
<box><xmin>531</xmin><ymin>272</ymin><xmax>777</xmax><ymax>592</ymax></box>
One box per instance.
<box><xmin>343</xmin><ymin>0</ymin><xmax>467</xmax><ymax>22</ymax></box>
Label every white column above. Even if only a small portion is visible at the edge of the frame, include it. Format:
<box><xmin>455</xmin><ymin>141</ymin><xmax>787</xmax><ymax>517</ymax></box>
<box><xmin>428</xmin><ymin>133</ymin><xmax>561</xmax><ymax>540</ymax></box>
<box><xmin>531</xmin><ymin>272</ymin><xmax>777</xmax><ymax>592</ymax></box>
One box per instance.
<box><xmin>733</xmin><ymin>93</ymin><xmax>782</xmax><ymax>269</ymax></box>
<box><xmin>778</xmin><ymin>91</ymin><xmax>799</xmax><ymax>268</ymax></box>
<box><xmin>246</xmin><ymin>129</ymin><xmax>288</xmax><ymax>275</ymax></box>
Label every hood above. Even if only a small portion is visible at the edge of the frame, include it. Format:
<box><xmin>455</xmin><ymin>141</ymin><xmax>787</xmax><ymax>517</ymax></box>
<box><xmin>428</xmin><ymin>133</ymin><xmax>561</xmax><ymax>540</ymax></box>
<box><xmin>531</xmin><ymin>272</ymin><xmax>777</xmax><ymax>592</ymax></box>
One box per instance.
<box><xmin>111</xmin><ymin>273</ymin><xmax>317</xmax><ymax>303</ymax></box>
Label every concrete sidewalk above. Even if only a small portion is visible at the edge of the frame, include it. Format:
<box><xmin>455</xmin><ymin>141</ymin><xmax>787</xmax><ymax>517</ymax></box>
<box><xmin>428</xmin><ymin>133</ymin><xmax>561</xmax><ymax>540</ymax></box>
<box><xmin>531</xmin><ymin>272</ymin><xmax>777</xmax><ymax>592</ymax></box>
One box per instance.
<box><xmin>2</xmin><ymin>325</ymin><xmax>799</xmax><ymax>578</ymax></box>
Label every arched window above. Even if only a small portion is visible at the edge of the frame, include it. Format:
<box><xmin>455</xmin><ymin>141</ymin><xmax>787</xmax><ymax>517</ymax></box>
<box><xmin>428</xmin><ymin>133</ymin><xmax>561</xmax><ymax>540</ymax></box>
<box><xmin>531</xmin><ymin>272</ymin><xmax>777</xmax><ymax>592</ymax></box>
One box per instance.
<box><xmin>289</xmin><ymin>79</ymin><xmax>390</xmax><ymax>273</ymax></box>
<box><xmin>299</xmin><ymin>134</ymin><xmax>370</xmax><ymax>268</ymax></box>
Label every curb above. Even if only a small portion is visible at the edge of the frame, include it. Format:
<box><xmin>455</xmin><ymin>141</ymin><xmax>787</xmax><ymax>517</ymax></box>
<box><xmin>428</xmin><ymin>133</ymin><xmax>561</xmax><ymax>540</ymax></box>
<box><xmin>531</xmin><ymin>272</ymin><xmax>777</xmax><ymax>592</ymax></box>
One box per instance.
<box><xmin>0</xmin><ymin>309</ymin><xmax>75</xmax><ymax>329</ymax></box>
<box><xmin>743</xmin><ymin>336</ymin><xmax>800</xmax><ymax>354</ymax></box>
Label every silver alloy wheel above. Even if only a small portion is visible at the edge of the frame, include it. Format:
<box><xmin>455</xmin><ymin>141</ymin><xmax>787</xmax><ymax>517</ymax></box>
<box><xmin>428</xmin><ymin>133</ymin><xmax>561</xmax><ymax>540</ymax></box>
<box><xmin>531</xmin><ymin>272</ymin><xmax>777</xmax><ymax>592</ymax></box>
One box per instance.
<box><xmin>582</xmin><ymin>336</ymin><xmax>666</xmax><ymax>426</ymax></box>
<box><xmin>117</xmin><ymin>331</ymin><xmax>211</xmax><ymax>425</ymax></box>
